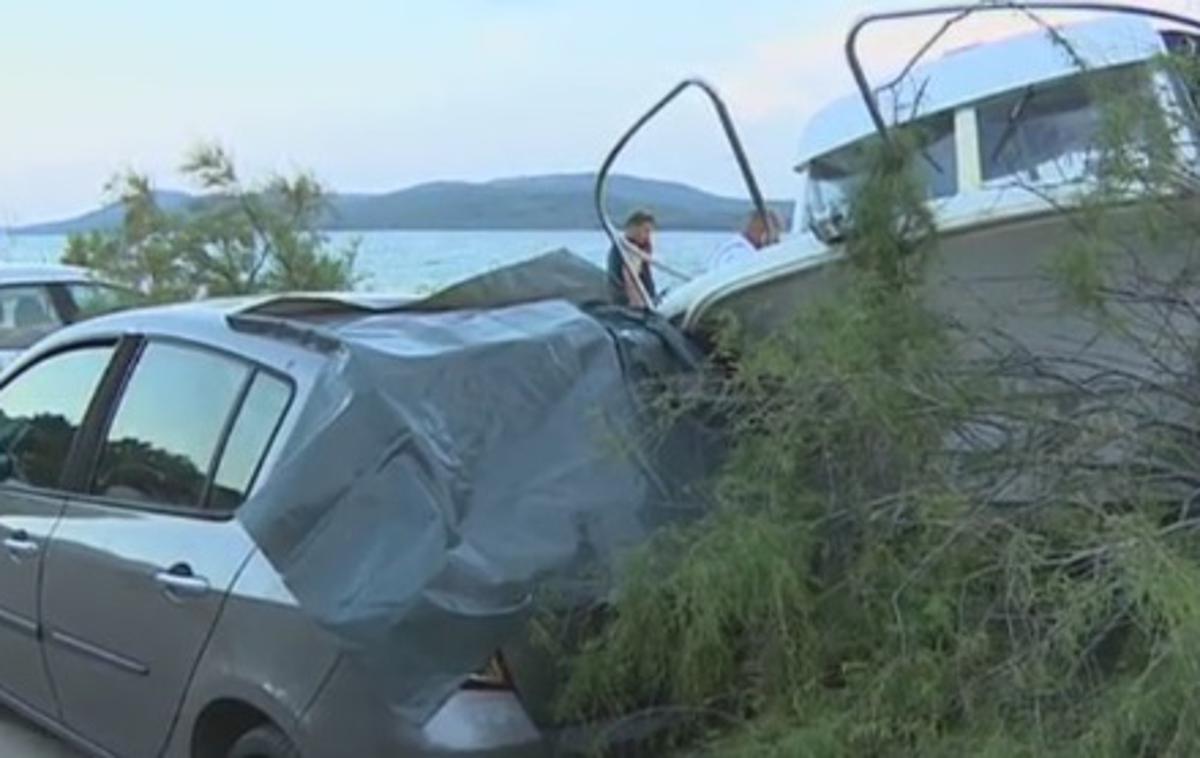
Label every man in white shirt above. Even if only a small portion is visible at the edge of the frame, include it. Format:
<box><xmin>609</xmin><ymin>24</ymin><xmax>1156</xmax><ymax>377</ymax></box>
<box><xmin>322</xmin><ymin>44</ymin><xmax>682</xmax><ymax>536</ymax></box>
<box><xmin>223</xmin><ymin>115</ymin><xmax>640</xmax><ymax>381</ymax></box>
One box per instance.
<box><xmin>707</xmin><ymin>210</ymin><xmax>781</xmax><ymax>271</ymax></box>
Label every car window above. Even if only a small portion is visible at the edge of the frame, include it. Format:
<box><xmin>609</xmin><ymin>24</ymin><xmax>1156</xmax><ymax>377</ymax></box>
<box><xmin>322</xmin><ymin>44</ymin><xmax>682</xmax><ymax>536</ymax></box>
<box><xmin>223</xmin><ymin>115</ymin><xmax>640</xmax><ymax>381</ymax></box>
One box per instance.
<box><xmin>0</xmin><ymin>345</ymin><xmax>115</xmax><ymax>490</ymax></box>
<box><xmin>0</xmin><ymin>286</ymin><xmax>62</xmax><ymax>349</ymax></box>
<box><xmin>92</xmin><ymin>342</ymin><xmax>249</xmax><ymax>509</ymax></box>
<box><xmin>208</xmin><ymin>372</ymin><xmax>292</xmax><ymax>511</ymax></box>
<box><xmin>66</xmin><ymin>283</ymin><xmax>135</xmax><ymax>320</ymax></box>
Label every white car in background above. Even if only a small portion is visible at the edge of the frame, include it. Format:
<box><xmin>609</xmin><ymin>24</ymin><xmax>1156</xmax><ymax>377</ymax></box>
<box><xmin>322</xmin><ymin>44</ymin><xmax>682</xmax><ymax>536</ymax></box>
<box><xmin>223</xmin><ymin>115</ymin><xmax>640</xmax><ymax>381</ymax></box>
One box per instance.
<box><xmin>0</xmin><ymin>265</ymin><xmax>132</xmax><ymax>367</ymax></box>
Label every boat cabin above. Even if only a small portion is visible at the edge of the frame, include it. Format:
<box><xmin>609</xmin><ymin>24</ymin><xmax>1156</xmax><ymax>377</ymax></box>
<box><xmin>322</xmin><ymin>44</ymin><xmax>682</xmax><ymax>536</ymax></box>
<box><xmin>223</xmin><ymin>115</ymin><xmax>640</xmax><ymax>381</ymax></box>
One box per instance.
<box><xmin>800</xmin><ymin>16</ymin><xmax>1198</xmax><ymax>242</ymax></box>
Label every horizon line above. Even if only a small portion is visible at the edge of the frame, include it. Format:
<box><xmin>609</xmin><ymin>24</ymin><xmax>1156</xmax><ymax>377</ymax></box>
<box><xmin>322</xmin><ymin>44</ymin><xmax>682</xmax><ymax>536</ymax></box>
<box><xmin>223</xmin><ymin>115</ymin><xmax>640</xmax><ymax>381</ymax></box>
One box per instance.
<box><xmin>5</xmin><ymin>171</ymin><xmax>795</xmax><ymax>231</ymax></box>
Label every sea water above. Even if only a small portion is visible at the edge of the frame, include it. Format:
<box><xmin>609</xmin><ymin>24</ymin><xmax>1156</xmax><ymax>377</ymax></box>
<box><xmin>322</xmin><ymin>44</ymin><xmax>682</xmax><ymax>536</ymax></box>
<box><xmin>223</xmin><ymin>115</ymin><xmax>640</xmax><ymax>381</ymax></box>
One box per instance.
<box><xmin>0</xmin><ymin>230</ymin><xmax>728</xmax><ymax>294</ymax></box>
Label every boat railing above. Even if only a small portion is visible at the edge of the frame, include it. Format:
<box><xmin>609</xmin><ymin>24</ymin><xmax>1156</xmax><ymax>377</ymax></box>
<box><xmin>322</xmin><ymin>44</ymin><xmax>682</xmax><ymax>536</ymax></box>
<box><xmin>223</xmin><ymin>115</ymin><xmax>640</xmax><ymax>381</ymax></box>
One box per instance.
<box><xmin>594</xmin><ymin>77</ymin><xmax>769</xmax><ymax>309</ymax></box>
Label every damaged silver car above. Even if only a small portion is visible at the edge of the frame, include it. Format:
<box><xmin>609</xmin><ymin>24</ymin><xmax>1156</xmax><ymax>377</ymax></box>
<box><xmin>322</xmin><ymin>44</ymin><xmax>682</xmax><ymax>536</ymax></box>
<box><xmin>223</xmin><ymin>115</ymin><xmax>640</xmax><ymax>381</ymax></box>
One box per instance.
<box><xmin>0</xmin><ymin>264</ymin><xmax>710</xmax><ymax>758</ymax></box>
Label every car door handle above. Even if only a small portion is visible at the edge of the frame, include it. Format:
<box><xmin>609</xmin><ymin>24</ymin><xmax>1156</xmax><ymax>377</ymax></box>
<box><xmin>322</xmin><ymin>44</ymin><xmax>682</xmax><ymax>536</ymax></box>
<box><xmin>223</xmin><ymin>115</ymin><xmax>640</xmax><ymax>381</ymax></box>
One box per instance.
<box><xmin>154</xmin><ymin>563</ymin><xmax>210</xmax><ymax>600</ymax></box>
<box><xmin>3</xmin><ymin>530</ymin><xmax>38</xmax><ymax>560</ymax></box>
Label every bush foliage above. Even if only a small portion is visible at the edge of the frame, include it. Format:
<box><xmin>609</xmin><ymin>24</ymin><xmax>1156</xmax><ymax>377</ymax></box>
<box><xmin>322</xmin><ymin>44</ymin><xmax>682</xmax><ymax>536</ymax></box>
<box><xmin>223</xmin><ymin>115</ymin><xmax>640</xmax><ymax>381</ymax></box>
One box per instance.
<box><xmin>63</xmin><ymin>143</ymin><xmax>356</xmax><ymax>302</ymax></box>
<box><xmin>561</xmin><ymin>45</ymin><xmax>1200</xmax><ymax>756</ymax></box>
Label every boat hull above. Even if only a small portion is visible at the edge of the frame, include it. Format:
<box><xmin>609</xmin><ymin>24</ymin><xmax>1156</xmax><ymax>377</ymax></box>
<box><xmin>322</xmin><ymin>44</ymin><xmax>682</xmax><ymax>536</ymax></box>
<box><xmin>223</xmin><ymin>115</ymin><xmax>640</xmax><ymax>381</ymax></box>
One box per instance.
<box><xmin>679</xmin><ymin>200</ymin><xmax>1200</xmax><ymax>377</ymax></box>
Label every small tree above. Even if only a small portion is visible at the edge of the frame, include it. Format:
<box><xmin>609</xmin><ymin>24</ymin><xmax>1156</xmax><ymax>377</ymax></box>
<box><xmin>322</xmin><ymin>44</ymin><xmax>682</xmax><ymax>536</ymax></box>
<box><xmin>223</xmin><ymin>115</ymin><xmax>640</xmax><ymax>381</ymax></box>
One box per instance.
<box><xmin>64</xmin><ymin>143</ymin><xmax>356</xmax><ymax>302</ymax></box>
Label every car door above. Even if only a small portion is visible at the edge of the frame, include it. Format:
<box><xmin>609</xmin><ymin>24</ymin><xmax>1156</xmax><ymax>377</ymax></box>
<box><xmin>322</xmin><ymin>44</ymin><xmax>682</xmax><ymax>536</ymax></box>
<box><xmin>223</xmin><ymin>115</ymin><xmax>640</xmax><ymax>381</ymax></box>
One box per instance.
<box><xmin>0</xmin><ymin>342</ymin><xmax>118</xmax><ymax>718</ymax></box>
<box><xmin>41</xmin><ymin>339</ymin><xmax>291</xmax><ymax>758</ymax></box>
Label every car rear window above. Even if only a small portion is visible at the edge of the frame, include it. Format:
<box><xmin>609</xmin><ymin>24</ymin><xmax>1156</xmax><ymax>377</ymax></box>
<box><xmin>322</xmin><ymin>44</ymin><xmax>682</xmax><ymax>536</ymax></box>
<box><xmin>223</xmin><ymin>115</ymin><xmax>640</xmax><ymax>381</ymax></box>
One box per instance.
<box><xmin>208</xmin><ymin>372</ymin><xmax>292</xmax><ymax>511</ymax></box>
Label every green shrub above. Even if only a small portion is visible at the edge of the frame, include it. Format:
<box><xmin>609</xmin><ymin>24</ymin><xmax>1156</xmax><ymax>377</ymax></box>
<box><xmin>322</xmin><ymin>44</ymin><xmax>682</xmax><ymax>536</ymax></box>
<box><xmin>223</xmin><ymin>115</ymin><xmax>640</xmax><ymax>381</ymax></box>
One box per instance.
<box><xmin>64</xmin><ymin>143</ymin><xmax>356</xmax><ymax>302</ymax></box>
<box><xmin>560</xmin><ymin>50</ymin><xmax>1200</xmax><ymax>756</ymax></box>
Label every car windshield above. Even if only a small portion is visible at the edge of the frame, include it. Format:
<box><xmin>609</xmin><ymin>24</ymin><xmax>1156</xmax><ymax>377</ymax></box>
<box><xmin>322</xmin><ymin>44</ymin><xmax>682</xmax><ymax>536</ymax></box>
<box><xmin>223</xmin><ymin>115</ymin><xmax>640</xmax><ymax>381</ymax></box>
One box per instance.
<box><xmin>0</xmin><ymin>286</ymin><xmax>61</xmax><ymax>350</ymax></box>
<box><xmin>806</xmin><ymin>111</ymin><xmax>958</xmax><ymax>238</ymax></box>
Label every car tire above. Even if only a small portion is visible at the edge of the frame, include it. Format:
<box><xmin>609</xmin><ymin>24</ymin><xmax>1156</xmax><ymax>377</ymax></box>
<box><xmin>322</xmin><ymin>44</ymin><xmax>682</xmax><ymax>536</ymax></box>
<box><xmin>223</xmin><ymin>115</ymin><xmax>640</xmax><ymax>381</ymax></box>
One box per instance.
<box><xmin>227</xmin><ymin>724</ymin><xmax>302</xmax><ymax>758</ymax></box>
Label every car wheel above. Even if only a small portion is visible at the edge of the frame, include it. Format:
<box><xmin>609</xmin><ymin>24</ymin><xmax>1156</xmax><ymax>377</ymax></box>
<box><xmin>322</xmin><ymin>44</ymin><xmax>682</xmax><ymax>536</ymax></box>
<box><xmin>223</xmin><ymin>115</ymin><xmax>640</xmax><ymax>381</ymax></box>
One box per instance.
<box><xmin>227</xmin><ymin>724</ymin><xmax>301</xmax><ymax>758</ymax></box>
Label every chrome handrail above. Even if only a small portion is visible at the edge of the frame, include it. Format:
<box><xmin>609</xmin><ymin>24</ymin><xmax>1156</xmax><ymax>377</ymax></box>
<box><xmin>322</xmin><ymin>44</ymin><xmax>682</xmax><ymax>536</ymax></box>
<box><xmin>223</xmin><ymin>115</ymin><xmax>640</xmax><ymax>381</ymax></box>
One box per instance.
<box><xmin>594</xmin><ymin>77</ymin><xmax>769</xmax><ymax>308</ymax></box>
<box><xmin>845</xmin><ymin>1</ymin><xmax>1200</xmax><ymax>147</ymax></box>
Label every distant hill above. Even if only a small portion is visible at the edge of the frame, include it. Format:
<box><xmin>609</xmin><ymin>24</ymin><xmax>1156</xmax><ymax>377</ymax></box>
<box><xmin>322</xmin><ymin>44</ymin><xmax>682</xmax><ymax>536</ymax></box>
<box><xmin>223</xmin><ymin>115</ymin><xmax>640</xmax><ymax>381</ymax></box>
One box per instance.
<box><xmin>13</xmin><ymin>190</ymin><xmax>197</xmax><ymax>235</ymax></box>
<box><xmin>11</xmin><ymin>174</ymin><xmax>795</xmax><ymax>235</ymax></box>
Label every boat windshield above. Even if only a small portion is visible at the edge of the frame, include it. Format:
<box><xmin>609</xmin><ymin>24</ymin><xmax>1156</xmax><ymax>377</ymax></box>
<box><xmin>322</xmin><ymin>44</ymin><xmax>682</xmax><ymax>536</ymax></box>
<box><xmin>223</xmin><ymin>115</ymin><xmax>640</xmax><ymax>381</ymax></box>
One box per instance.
<box><xmin>976</xmin><ymin>66</ymin><xmax>1155</xmax><ymax>186</ymax></box>
<box><xmin>806</xmin><ymin>111</ymin><xmax>958</xmax><ymax>240</ymax></box>
<box><xmin>804</xmin><ymin>64</ymin><xmax>1174</xmax><ymax>242</ymax></box>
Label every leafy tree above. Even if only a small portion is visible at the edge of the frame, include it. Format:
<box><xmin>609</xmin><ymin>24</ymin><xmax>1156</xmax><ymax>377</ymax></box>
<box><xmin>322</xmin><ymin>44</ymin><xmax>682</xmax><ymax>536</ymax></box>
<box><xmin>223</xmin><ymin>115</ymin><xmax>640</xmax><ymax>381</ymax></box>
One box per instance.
<box><xmin>64</xmin><ymin>143</ymin><xmax>356</xmax><ymax>302</ymax></box>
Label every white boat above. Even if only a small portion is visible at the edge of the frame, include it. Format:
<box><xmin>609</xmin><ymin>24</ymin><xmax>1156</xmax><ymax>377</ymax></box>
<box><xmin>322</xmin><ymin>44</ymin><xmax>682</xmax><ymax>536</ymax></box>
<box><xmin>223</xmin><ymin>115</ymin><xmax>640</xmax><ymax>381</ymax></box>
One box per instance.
<box><xmin>643</xmin><ymin>12</ymin><xmax>1200</xmax><ymax>372</ymax></box>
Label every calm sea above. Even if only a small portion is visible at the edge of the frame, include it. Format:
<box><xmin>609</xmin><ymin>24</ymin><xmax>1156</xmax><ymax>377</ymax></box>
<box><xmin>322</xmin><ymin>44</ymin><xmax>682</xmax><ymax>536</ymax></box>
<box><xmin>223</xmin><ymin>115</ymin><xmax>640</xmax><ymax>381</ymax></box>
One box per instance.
<box><xmin>0</xmin><ymin>230</ymin><xmax>728</xmax><ymax>294</ymax></box>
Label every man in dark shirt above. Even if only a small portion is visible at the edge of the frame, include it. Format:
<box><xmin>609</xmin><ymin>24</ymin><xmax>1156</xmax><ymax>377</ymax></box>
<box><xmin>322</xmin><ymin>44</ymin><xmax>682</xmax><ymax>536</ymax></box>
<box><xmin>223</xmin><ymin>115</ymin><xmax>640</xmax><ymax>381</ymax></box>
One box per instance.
<box><xmin>606</xmin><ymin>209</ymin><xmax>657</xmax><ymax>309</ymax></box>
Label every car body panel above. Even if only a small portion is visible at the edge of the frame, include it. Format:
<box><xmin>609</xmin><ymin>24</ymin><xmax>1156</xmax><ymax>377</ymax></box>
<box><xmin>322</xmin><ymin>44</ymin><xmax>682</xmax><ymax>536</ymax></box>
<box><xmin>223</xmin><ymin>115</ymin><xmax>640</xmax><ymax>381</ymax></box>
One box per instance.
<box><xmin>0</xmin><ymin>487</ymin><xmax>66</xmax><ymax>718</ymax></box>
<box><xmin>301</xmin><ymin>657</ymin><xmax>548</xmax><ymax>758</ymax></box>
<box><xmin>161</xmin><ymin>549</ymin><xmax>338</xmax><ymax>758</ymax></box>
<box><xmin>41</xmin><ymin>504</ymin><xmax>257</xmax><ymax>757</ymax></box>
<box><xmin>0</xmin><ymin>265</ymin><xmax>98</xmax><ymax>285</ymax></box>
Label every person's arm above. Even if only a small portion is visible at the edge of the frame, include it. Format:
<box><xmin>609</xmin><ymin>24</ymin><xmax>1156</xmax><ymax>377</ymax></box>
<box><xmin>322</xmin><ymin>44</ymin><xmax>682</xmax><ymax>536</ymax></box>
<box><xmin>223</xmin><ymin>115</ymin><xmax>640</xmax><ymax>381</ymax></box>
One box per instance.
<box><xmin>623</xmin><ymin>260</ymin><xmax>648</xmax><ymax>309</ymax></box>
<box><xmin>766</xmin><ymin>218</ymin><xmax>782</xmax><ymax>246</ymax></box>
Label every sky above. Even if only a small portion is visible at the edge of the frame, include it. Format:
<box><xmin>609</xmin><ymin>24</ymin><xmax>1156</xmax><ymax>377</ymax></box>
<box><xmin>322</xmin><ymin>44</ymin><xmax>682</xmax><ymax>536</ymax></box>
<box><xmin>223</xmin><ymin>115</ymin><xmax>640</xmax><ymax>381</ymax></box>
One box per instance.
<box><xmin>3</xmin><ymin>0</ymin><xmax>1200</xmax><ymax>225</ymax></box>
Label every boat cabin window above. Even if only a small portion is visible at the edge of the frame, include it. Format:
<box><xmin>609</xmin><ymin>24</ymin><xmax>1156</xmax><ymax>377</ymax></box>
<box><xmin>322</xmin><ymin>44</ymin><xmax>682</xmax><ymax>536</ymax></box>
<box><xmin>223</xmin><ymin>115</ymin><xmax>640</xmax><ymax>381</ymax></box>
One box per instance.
<box><xmin>806</xmin><ymin>112</ymin><xmax>957</xmax><ymax>239</ymax></box>
<box><xmin>977</xmin><ymin>66</ymin><xmax>1152</xmax><ymax>186</ymax></box>
<box><xmin>1163</xmin><ymin>31</ymin><xmax>1200</xmax><ymax>109</ymax></box>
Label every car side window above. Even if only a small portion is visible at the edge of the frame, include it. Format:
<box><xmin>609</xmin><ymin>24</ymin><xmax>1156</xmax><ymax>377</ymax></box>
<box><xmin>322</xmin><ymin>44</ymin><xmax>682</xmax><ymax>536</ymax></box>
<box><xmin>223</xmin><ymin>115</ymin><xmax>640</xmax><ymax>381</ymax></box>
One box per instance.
<box><xmin>0</xmin><ymin>345</ymin><xmax>115</xmax><ymax>490</ymax></box>
<box><xmin>208</xmin><ymin>372</ymin><xmax>292</xmax><ymax>511</ymax></box>
<box><xmin>0</xmin><ymin>286</ymin><xmax>63</xmax><ymax>350</ymax></box>
<box><xmin>65</xmin><ymin>283</ymin><xmax>135</xmax><ymax>320</ymax></box>
<box><xmin>91</xmin><ymin>342</ymin><xmax>249</xmax><ymax>509</ymax></box>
